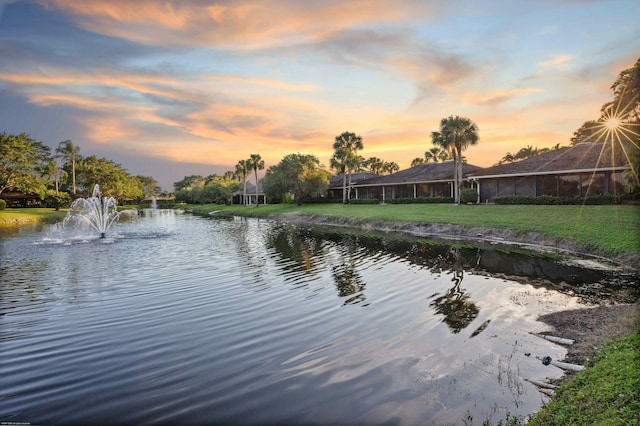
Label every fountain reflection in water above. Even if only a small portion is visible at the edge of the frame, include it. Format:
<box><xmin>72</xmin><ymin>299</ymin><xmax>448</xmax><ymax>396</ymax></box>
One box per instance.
<box><xmin>63</xmin><ymin>184</ymin><xmax>137</xmax><ymax>239</ymax></box>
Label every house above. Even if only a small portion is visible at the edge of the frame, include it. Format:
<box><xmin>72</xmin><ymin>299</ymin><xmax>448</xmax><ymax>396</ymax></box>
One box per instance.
<box><xmin>0</xmin><ymin>191</ymin><xmax>41</xmax><ymax>207</ymax></box>
<box><xmin>349</xmin><ymin>161</ymin><xmax>484</xmax><ymax>202</ymax></box>
<box><xmin>328</xmin><ymin>172</ymin><xmax>379</xmax><ymax>200</ymax></box>
<box><xmin>467</xmin><ymin>142</ymin><xmax>631</xmax><ymax>203</ymax></box>
<box><xmin>233</xmin><ymin>182</ymin><xmax>266</xmax><ymax>205</ymax></box>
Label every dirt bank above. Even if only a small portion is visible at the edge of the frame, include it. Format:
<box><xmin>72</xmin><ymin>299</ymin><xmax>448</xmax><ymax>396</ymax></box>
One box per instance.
<box><xmin>268</xmin><ymin>212</ymin><xmax>640</xmax><ymax>270</ymax></box>
<box><xmin>537</xmin><ymin>303</ymin><xmax>639</xmax><ymax>366</ymax></box>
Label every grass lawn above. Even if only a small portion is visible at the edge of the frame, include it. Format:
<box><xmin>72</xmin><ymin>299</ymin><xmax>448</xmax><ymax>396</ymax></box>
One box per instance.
<box><xmin>182</xmin><ymin>203</ymin><xmax>640</xmax><ymax>256</ymax></box>
<box><xmin>528</xmin><ymin>332</ymin><xmax>640</xmax><ymax>425</ymax></box>
<box><xmin>0</xmin><ymin>208</ymin><xmax>68</xmax><ymax>228</ymax></box>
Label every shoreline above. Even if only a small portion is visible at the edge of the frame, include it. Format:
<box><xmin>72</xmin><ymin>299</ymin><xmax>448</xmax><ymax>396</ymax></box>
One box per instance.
<box><xmin>262</xmin><ymin>211</ymin><xmax>640</xmax><ymax>370</ymax></box>
<box><xmin>266</xmin><ymin>211</ymin><xmax>640</xmax><ymax>271</ymax></box>
<box><xmin>537</xmin><ymin>303</ymin><xmax>639</xmax><ymax>367</ymax></box>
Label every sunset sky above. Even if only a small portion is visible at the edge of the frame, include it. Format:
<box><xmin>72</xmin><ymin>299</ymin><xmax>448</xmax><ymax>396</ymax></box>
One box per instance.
<box><xmin>1</xmin><ymin>0</ymin><xmax>638</xmax><ymax>189</ymax></box>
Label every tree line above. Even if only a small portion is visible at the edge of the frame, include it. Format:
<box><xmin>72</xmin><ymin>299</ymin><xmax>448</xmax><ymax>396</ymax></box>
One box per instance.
<box><xmin>0</xmin><ymin>136</ymin><xmax>160</xmax><ymax>207</ymax></box>
<box><xmin>176</xmin><ymin>119</ymin><xmax>481</xmax><ymax>206</ymax></box>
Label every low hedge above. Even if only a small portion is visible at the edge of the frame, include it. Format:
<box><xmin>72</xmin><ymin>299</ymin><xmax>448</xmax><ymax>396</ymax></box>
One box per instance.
<box><xmin>349</xmin><ymin>198</ymin><xmax>380</xmax><ymax>205</ymax></box>
<box><xmin>302</xmin><ymin>198</ymin><xmax>343</xmax><ymax>204</ymax></box>
<box><xmin>0</xmin><ymin>199</ymin><xmax>6</xmax><ymax>210</ymax></box>
<box><xmin>386</xmin><ymin>197</ymin><xmax>454</xmax><ymax>204</ymax></box>
<box><xmin>493</xmin><ymin>194</ymin><xmax>638</xmax><ymax>205</ymax></box>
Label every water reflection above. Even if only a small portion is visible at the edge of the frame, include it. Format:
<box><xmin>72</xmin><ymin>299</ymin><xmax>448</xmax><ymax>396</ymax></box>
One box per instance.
<box><xmin>331</xmin><ymin>236</ymin><xmax>367</xmax><ymax>305</ymax></box>
<box><xmin>429</xmin><ymin>248</ymin><xmax>480</xmax><ymax>333</ymax></box>
<box><xmin>1</xmin><ymin>214</ymin><xmax>637</xmax><ymax>426</ymax></box>
<box><xmin>266</xmin><ymin>224</ymin><xmax>638</xmax><ymax>304</ymax></box>
<box><xmin>265</xmin><ymin>225</ymin><xmax>327</xmax><ymax>275</ymax></box>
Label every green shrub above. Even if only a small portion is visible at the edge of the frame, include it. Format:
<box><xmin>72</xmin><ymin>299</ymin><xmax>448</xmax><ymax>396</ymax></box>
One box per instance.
<box><xmin>387</xmin><ymin>197</ymin><xmax>454</xmax><ymax>204</ymax></box>
<box><xmin>492</xmin><ymin>194</ymin><xmax>636</xmax><ymax>205</ymax></box>
<box><xmin>303</xmin><ymin>198</ymin><xmax>343</xmax><ymax>204</ymax></box>
<box><xmin>460</xmin><ymin>188</ymin><xmax>478</xmax><ymax>204</ymax></box>
<box><xmin>349</xmin><ymin>198</ymin><xmax>380</xmax><ymax>204</ymax></box>
<box><xmin>43</xmin><ymin>191</ymin><xmax>73</xmax><ymax>210</ymax></box>
<box><xmin>0</xmin><ymin>199</ymin><xmax>6</xmax><ymax>210</ymax></box>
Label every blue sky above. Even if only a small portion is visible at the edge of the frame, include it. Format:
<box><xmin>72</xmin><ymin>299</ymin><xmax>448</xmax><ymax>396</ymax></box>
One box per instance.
<box><xmin>1</xmin><ymin>0</ymin><xmax>638</xmax><ymax>189</ymax></box>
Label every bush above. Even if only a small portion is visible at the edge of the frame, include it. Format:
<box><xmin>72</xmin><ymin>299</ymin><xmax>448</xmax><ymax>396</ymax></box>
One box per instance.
<box><xmin>386</xmin><ymin>197</ymin><xmax>454</xmax><ymax>204</ymax></box>
<box><xmin>0</xmin><ymin>199</ymin><xmax>6</xmax><ymax>210</ymax></box>
<box><xmin>349</xmin><ymin>198</ymin><xmax>380</xmax><ymax>204</ymax></box>
<box><xmin>43</xmin><ymin>191</ymin><xmax>73</xmax><ymax>210</ymax></box>
<box><xmin>460</xmin><ymin>188</ymin><xmax>478</xmax><ymax>204</ymax></box>
<box><xmin>303</xmin><ymin>198</ymin><xmax>343</xmax><ymax>204</ymax></box>
<box><xmin>493</xmin><ymin>194</ymin><xmax>635</xmax><ymax>205</ymax></box>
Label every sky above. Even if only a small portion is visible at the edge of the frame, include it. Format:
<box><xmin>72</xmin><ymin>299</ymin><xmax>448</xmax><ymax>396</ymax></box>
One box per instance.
<box><xmin>1</xmin><ymin>0</ymin><xmax>639</xmax><ymax>190</ymax></box>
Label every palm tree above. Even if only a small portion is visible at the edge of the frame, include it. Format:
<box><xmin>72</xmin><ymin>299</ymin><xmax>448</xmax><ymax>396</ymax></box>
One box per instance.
<box><xmin>55</xmin><ymin>139</ymin><xmax>80</xmax><ymax>194</ymax></box>
<box><xmin>383</xmin><ymin>161</ymin><xmax>399</xmax><ymax>175</ymax></box>
<box><xmin>423</xmin><ymin>146</ymin><xmax>450</xmax><ymax>163</ymax></box>
<box><xmin>431</xmin><ymin>130</ymin><xmax>457</xmax><ymax>197</ymax></box>
<box><xmin>248</xmin><ymin>153</ymin><xmax>264</xmax><ymax>206</ymax></box>
<box><xmin>331</xmin><ymin>131</ymin><xmax>364</xmax><ymax>204</ymax></box>
<box><xmin>432</xmin><ymin>116</ymin><xmax>479</xmax><ymax>204</ymax></box>
<box><xmin>235</xmin><ymin>159</ymin><xmax>249</xmax><ymax>205</ymax></box>
<box><xmin>364</xmin><ymin>156</ymin><xmax>385</xmax><ymax>174</ymax></box>
<box><xmin>411</xmin><ymin>157</ymin><xmax>425</xmax><ymax>167</ymax></box>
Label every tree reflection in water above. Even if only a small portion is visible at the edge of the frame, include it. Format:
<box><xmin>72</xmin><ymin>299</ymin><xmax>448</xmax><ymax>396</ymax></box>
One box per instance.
<box><xmin>265</xmin><ymin>224</ymin><xmax>637</xmax><ymax>317</ymax></box>
<box><xmin>331</xmin><ymin>236</ymin><xmax>367</xmax><ymax>305</ymax></box>
<box><xmin>429</xmin><ymin>247</ymin><xmax>480</xmax><ymax>334</ymax></box>
<box><xmin>265</xmin><ymin>225</ymin><xmax>327</xmax><ymax>275</ymax></box>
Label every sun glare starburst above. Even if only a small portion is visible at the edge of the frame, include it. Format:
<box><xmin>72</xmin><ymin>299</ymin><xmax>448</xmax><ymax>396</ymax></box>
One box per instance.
<box><xmin>604</xmin><ymin>117</ymin><xmax>621</xmax><ymax>130</ymax></box>
<box><xmin>577</xmin><ymin>83</ymin><xmax>640</xmax><ymax>194</ymax></box>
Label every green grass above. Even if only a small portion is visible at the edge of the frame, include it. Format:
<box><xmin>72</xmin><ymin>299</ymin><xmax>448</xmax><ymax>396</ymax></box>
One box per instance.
<box><xmin>0</xmin><ymin>208</ymin><xmax>68</xmax><ymax>228</ymax></box>
<box><xmin>181</xmin><ymin>203</ymin><xmax>640</xmax><ymax>255</ymax></box>
<box><xmin>528</xmin><ymin>333</ymin><xmax>640</xmax><ymax>426</ymax></box>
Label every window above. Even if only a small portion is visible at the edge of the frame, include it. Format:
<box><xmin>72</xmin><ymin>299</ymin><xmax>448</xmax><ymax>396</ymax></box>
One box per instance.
<box><xmin>538</xmin><ymin>176</ymin><xmax>557</xmax><ymax>196</ymax></box>
<box><xmin>558</xmin><ymin>175</ymin><xmax>581</xmax><ymax>197</ymax></box>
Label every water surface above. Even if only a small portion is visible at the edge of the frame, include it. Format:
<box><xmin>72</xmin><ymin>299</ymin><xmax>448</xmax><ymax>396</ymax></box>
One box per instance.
<box><xmin>0</xmin><ymin>211</ymin><xmax>633</xmax><ymax>425</ymax></box>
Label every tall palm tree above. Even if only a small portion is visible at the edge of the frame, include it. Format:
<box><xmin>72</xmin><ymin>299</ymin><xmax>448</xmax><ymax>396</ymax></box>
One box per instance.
<box><xmin>55</xmin><ymin>139</ymin><xmax>80</xmax><ymax>194</ymax></box>
<box><xmin>235</xmin><ymin>159</ymin><xmax>249</xmax><ymax>205</ymax></box>
<box><xmin>431</xmin><ymin>130</ymin><xmax>457</xmax><ymax>198</ymax></box>
<box><xmin>432</xmin><ymin>116</ymin><xmax>479</xmax><ymax>204</ymax></box>
<box><xmin>332</xmin><ymin>131</ymin><xmax>364</xmax><ymax>204</ymax></box>
<box><xmin>248</xmin><ymin>153</ymin><xmax>264</xmax><ymax>206</ymax></box>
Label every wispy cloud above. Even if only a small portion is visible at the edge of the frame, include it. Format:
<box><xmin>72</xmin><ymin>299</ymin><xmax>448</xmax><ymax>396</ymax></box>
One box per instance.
<box><xmin>538</xmin><ymin>54</ymin><xmax>574</xmax><ymax>71</ymax></box>
<box><xmin>0</xmin><ymin>0</ymin><xmax>637</xmax><ymax>189</ymax></box>
<box><xmin>35</xmin><ymin>0</ymin><xmax>441</xmax><ymax>48</ymax></box>
<box><xmin>464</xmin><ymin>87</ymin><xmax>545</xmax><ymax>107</ymax></box>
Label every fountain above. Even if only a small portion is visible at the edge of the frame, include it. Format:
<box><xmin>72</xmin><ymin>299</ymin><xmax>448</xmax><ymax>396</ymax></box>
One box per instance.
<box><xmin>64</xmin><ymin>184</ymin><xmax>136</xmax><ymax>238</ymax></box>
<box><xmin>150</xmin><ymin>196</ymin><xmax>157</xmax><ymax>210</ymax></box>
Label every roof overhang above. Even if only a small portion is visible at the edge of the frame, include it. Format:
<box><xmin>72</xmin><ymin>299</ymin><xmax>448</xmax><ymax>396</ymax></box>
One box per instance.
<box><xmin>467</xmin><ymin>166</ymin><xmax>630</xmax><ymax>180</ymax></box>
<box><xmin>353</xmin><ymin>179</ymin><xmax>453</xmax><ymax>188</ymax></box>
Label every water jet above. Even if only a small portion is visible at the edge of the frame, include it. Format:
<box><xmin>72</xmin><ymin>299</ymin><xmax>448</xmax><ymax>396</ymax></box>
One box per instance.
<box><xmin>63</xmin><ymin>184</ymin><xmax>136</xmax><ymax>239</ymax></box>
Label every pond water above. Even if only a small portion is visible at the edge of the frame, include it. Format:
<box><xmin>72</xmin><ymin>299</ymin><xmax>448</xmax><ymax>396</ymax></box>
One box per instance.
<box><xmin>0</xmin><ymin>211</ymin><xmax>636</xmax><ymax>425</ymax></box>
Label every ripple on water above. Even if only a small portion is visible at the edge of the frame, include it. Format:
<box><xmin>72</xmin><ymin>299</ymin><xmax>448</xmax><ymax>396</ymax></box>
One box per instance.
<box><xmin>1</xmin><ymin>213</ymin><xmax>628</xmax><ymax>425</ymax></box>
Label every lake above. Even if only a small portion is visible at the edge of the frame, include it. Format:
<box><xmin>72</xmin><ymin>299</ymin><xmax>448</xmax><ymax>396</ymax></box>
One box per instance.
<box><xmin>0</xmin><ymin>210</ymin><xmax>635</xmax><ymax>425</ymax></box>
